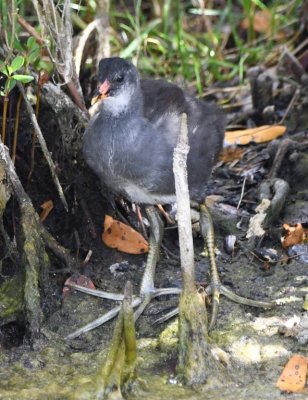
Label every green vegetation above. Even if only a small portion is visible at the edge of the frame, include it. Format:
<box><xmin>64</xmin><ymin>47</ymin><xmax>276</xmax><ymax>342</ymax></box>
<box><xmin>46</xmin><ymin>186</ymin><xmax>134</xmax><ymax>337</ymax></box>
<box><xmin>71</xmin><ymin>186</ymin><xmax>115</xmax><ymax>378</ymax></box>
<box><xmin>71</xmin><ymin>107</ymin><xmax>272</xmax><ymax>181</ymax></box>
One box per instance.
<box><xmin>0</xmin><ymin>0</ymin><xmax>303</xmax><ymax>98</ymax></box>
<box><xmin>71</xmin><ymin>0</ymin><xmax>302</xmax><ymax>91</ymax></box>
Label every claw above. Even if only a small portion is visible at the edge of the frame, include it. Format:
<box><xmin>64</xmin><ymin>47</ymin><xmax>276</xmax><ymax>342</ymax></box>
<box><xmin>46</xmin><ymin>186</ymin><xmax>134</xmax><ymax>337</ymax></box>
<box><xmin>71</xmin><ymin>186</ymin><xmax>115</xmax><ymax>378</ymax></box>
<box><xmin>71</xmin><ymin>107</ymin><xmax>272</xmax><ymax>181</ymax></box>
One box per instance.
<box><xmin>208</xmin><ymin>287</ymin><xmax>220</xmax><ymax>331</ymax></box>
<box><xmin>66</xmin><ymin>204</ymin><xmax>276</xmax><ymax>340</ymax></box>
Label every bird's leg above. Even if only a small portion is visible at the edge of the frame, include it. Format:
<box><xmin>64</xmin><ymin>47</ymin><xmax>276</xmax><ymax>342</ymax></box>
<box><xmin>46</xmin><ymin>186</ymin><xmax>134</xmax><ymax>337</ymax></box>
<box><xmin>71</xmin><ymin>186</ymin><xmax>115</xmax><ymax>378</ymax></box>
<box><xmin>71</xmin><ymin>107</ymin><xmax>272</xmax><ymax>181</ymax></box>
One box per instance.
<box><xmin>199</xmin><ymin>204</ymin><xmax>221</xmax><ymax>331</ymax></box>
<box><xmin>65</xmin><ymin>202</ymin><xmax>275</xmax><ymax>339</ymax></box>
<box><xmin>65</xmin><ymin>205</ymin><xmax>182</xmax><ymax>340</ymax></box>
<box><xmin>135</xmin><ymin>205</ymin><xmax>164</xmax><ymax>319</ymax></box>
<box><xmin>199</xmin><ymin>203</ymin><xmax>275</xmax><ymax>331</ymax></box>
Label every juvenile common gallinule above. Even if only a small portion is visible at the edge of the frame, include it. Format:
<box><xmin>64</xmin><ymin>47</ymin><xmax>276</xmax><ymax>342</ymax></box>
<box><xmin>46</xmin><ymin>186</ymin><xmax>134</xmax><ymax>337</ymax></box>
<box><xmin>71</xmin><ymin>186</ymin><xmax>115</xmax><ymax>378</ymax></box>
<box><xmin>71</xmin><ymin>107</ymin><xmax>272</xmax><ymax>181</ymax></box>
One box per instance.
<box><xmin>84</xmin><ymin>57</ymin><xmax>224</xmax><ymax>205</ymax></box>
<box><xmin>73</xmin><ymin>57</ymin><xmax>273</xmax><ymax>339</ymax></box>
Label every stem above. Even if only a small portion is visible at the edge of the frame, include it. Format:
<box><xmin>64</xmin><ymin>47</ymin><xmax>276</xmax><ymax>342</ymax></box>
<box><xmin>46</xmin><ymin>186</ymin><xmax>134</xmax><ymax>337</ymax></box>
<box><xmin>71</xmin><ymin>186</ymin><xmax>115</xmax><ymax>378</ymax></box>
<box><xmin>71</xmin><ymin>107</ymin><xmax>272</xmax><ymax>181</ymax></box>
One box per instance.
<box><xmin>28</xmin><ymin>84</ymin><xmax>41</xmax><ymax>183</ymax></box>
<box><xmin>173</xmin><ymin>113</ymin><xmax>195</xmax><ymax>293</ymax></box>
<box><xmin>1</xmin><ymin>95</ymin><xmax>9</xmax><ymax>143</ymax></box>
<box><xmin>12</xmin><ymin>92</ymin><xmax>22</xmax><ymax>163</ymax></box>
<box><xmin>17</xmin><ymin>82</ymin><xmax>69</xmax><ymax>211</ymax></box>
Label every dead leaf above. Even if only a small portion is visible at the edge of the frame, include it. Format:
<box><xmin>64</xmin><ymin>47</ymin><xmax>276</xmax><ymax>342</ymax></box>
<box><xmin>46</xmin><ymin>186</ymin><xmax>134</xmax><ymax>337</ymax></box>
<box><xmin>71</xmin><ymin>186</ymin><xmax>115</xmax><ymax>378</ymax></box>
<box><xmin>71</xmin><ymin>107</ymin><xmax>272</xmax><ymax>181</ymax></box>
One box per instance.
<box><xmin>281</xmin><ymin>223</ymin><xmax>307</xmax><ymax>248</ymax></box>
<box><xmin>102</xmin><ymin>215</ymin><xmax>149</xmax><ymax>254</ymax></box>
<box><xmin>63</xmin><ymin>275</ymin><xmax>96</xmax><ymax>296</ymax></box>
<box><xmin>224</xmin><ymin>125</ymin><xmax>286</xmax><ymax>146</ymax></box>
<box><xmin>39</xmin><ymin>200</ymin><xmax>54</xmax><ymax>222</ymax></box>
<box><xmin>38</xmin><ymin>70</ymin><xmax>49</xmax><ymax>87</ymax></box>
<box><xmin>219</xmin><ymin>147</ymin><xmax>244</xmax><ymax>162</ymax></box>
<box><xmin>241</xmin><ymin>10</ymin><xmax>272</xmax><ymax>34</ymax></box>
<box><xmin>276</xmin><ymin>354</ymin><xmax>307</xmax><ymax>393</ymax></box>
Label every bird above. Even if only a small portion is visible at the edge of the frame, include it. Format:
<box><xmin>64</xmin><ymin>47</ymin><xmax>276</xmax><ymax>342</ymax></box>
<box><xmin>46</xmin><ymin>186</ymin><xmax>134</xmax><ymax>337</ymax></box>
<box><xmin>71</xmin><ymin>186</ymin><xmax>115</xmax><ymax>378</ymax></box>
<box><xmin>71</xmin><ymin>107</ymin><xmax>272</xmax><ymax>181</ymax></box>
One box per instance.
<box><xmin>76</xmin><ymin>57</ymin><xmax>274</xmax><ymax>339</ymax></box>
<box><xmin>83</xmin><ymin>57</ymin><xmax>224</xmax><ymax>206</ymax></box>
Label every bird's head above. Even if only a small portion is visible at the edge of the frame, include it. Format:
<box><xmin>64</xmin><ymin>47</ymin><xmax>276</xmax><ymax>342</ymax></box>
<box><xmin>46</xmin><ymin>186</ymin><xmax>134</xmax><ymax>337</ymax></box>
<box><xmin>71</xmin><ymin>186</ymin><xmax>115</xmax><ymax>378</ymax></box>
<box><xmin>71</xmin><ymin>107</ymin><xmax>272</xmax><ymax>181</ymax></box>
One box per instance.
<box><xmin>91</xmin><ymin>57</ymin><xmax>140</xmax><ymax>116</ymax></box>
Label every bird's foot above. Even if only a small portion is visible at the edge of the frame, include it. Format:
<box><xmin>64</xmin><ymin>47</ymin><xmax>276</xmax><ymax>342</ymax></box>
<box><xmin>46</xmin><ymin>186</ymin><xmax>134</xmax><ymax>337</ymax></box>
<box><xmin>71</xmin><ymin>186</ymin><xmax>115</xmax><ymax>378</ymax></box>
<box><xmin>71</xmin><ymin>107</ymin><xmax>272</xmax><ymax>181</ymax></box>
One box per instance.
<box><xmin>205</xmin><ymin>282</ymin><xmax>275</xmax><ymax>331</ymax></box>
<box><xmin>153</xmin><ymin>282</ymin><xmax>275</xmax><ymax>328</ymax></box>
<box><xmin>64</xmin><ymin>284</ymin><xmax>181</xmax><ymax>340</ymax></box>
<box><xmin>64</xmin><ymin>280</ymin><xmax>275</xmax><ymax>339</ymax></box>
<box><xmin>199</xmin><ymin>203</ymin><xmax>276</xmax><ymax>331</ymax></box>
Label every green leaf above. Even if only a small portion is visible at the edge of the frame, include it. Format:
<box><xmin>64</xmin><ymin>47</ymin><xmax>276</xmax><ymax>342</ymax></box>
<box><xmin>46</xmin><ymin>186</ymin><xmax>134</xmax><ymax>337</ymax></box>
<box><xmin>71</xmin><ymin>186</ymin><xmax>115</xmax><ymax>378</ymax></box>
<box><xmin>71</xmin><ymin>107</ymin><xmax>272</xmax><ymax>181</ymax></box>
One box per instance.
<box><xmin>0</xmin><ymin>65</ymin><xmax>9</xmax><ymax>76</ymax></box>
<box><xmin>11</xmin><ymin>56</ymin><xmax>24</xmax><ymax>72</ymax></box>
<box><xmin>28</xmin><ymin>48</ymin><xmax>40</xmax><ymax>63</ymax></box>
<box><xmin>37</xmin><ymin>60</ymin><xmax>53</xmax><ymax>73</ymax></box>
<box><xmin>0</xmin><ymin>90</ymin><xmax>5</xmax><ymax>96</ymax></box>
<box><xmin>12</xmin><ymin>74</ymin><xmax>34</xmax><ymax>83</ymax></box>
<box><xmin>27</xmin><ymin>37</ymin><xmax>36</xmax><ymax>49</ymax></box>
<box><xmin>13</xmin><ymin>39</ymin><xmax>24</xmax><ymax>52</ymax></box>
<box><xmin>7</xmin><ymin>79</ymin><xmax>17</xmax><ymax>92</ymax></box>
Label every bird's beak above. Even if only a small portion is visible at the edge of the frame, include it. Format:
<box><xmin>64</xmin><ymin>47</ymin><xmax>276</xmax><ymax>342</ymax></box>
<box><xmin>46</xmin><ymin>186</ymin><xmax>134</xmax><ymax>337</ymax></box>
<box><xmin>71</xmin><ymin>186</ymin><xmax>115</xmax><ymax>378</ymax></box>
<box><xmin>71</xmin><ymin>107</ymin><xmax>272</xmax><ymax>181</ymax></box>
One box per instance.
<box><xmin>91</xmin><ymin>80</ymin><xmax>110</xmax><ymax>105</ymax></box>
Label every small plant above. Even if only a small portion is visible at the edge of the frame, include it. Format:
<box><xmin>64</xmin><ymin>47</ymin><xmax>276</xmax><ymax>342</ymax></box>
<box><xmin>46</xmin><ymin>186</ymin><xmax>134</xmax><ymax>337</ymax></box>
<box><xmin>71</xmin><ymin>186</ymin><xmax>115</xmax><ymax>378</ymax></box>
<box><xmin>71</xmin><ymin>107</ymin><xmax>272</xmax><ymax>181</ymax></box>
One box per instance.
<box><xmin>0</xmin><ymin>55</ymin><xmax>34</xmax><ymax>96</ymax></box>
<box><xmin>0</xmin><ymin>55</ymin><xmax>33</xmax><ymax>143</ymax></box>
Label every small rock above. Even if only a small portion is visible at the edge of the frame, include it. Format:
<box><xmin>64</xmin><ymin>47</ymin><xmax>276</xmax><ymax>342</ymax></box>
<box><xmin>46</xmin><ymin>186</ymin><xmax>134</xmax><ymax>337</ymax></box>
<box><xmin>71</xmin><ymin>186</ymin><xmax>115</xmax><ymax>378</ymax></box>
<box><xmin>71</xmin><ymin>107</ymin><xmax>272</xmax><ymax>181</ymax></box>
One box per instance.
<box><xmin>287</xmin><ymin>244</ymin><xmax>308</xmax><ymax>264</ymax></box>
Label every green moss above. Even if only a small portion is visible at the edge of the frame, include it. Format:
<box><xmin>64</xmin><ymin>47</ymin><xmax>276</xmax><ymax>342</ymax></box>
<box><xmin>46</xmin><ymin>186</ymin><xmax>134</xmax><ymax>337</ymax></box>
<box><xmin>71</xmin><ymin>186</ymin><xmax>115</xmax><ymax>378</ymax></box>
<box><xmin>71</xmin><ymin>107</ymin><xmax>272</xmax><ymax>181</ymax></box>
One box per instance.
<box><xmin>158</xmin><ymin>320</ymin><xmax>178</xmax><ymax>351</ymax></box>
<box><xmin>0</xmin><ymin>273</ymin><xmax>24</xmax><ymax>319</ymax></box>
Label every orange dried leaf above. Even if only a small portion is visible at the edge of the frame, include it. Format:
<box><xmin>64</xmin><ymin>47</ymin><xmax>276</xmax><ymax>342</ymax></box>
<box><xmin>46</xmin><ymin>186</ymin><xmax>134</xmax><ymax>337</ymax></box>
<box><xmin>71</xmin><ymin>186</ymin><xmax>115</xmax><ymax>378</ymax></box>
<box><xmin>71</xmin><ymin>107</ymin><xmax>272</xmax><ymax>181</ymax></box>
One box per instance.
<box><xmin>102</xmin><ymin>215</ymin><xmax>149</xmax><ymax>254</ymax></box>
<box><xmin>224</xmin><ymin>125</ymin><xmax>286</xmax><ymax>146</ymax></box>
<box><xmin>281</xmin><ymin>223</ymin><xmax>307</xmax><ymax>248</ymax></box>
<box><xmin>276</xmin><ymin>354</ymin><xmax>307</xmax><ymax>393</ymax></box>
<box><xmin>39</xmin><ymin>200</ymin><xmax>54</xmax><ymax>222</ymax></box>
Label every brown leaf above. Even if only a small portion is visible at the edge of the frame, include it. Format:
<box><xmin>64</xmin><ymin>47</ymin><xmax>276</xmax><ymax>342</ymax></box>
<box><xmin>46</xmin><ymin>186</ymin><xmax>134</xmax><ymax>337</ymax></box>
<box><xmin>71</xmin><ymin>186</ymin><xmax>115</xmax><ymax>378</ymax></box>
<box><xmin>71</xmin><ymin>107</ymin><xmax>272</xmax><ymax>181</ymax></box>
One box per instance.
<box><xmin>38</xmin><ymin>70</ymin><xmax>49</xmax><ymax>87</ymax></box>
<box><xmin>276</xmin><ymin>354</ymin><xmax>307</xmax><ymax>393</ymax></box>
<box><xmin>281</xmin><ymin>223</ymin><xmax>307</xmax><ymax>248</ymax></box>
<box><xmin>224</xmin><ymin>125</ymin><xmax>286</xmax><ymax>146</ymax></box>
<box><xmin>63</xmin><ymin>275</ymin><xmax>96</xmax><ymax>296</ymax></box>
<box><xmin>39</xmin><ymin>200</ymin><xmax>54</xmax><ymax>222</ymax></box>
<box><xmin>219</xmin><ymin>147</ymin><xmax>244</xmax><ymax>162</ymax></box>
<box><xmin>102</xmin><ymin>215</ymin><xmax>149</xmax><ymax>254</ymax></box>
<box><xmin>241</xmin><ymin>10</ymin><xmax>272</xmax><ymax>34</ymax></box>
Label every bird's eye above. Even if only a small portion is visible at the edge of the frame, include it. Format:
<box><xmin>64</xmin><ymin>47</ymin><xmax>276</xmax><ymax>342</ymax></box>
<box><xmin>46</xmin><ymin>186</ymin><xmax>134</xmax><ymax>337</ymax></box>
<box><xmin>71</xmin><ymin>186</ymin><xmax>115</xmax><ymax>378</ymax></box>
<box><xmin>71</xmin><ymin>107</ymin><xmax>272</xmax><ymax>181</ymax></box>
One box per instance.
<box><xmin>115</xmin><ymin>74</ymin><xmax>124</xmax><ymax>83</ymax></box>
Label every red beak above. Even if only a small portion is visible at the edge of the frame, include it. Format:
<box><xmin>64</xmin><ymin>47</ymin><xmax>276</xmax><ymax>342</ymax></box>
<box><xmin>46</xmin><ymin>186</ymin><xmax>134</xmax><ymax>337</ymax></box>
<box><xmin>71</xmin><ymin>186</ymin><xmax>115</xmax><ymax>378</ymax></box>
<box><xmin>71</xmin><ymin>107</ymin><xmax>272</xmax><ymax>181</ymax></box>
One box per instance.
<box><xmin>91</xmin><ymin>79</ymin><xmax>110</xmax><ymax>105</ymax></box>
<box><xmin>99</xmin><ymin>80</ymin><xmax>110</xmax><ymax>96</ymax></box>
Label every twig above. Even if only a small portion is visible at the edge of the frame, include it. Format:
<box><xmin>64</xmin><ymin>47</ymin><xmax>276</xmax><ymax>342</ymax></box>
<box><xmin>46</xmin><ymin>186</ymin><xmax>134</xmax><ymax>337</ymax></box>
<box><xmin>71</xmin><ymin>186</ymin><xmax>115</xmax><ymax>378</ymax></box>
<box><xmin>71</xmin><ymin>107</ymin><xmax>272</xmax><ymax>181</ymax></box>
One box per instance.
<box><xmin>40</xmin><ymin>226</ymin><xmax>80</xmax><ymax>271</ymax></box>
<box><xmin>17</xmin><ymin>81</ymin><xmax>69</xmax><ymax>211</ymax></box>
<box><xmin>173</xmin><ymin>113</ymin><xmax>195</xmax><ymax>292</ymax></box>
<box><xmin>12</xmin><ymin>93</ymin><xmax>23</xmax><ymax>163</ymax></box>
<box><xmin>279</xmin><ymin>87</ymin><xmax>300</xmax><ymax>124</ymax></box>
<box><xmin>28</xmin><ymin>83</ymin><xmax>41</xmax><ymax>183</ymax></box>
<box><xmin>30</xmin><ymin>0</ymin><xmax>86</xmax><ymax>111</ymax></box>
<box><xmin>74</xmin><ymin>1</ymin><xmax>110</xmax><ymax>76</ymax></box>
<box><xmin>157</xmin><ymin>203</ymin><xmax>174</xmax><ymax>224</ymax></box>
<box><xmin>74</xmin><ymin>19</ymin><xmax>102</xmax><ymax>77</ymax></box>
<box><xmin>237</xmin><ymin>174</ymin><xmax>247</xmax><ymax>209</ymax></box>
<box><xmin>17</xmin><ymin>15</ymin><xmax>44</xmax><ymax>45</ymax></box>
<box><xmin>268</xmin><ymin>138</ymin><xmax>294</xmax><ymax>179</ymax></box>
<box><xmin>174</xmin><ymin>114</ymin><xmax>217</xmax><ymax>385</ymax></box>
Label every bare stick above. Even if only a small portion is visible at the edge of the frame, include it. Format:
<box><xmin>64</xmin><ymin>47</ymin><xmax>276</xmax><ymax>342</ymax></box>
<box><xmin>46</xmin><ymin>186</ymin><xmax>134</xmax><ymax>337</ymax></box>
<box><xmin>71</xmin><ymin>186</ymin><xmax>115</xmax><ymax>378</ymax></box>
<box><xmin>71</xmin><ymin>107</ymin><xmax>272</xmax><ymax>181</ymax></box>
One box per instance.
<box><xmin>31</xmin><ymin>0</ymin><xmax>86</xmax><ymax>110</ymax></box>
<box><xmin>174</xmin><ymin>114</ymin><xmax>220</xmax><ymax>385</ymax></box>
<box><xmin>173</xmin><ymin>113</ymin><xmax>195</xmax><ymax>292</ymax></box>
<box><xmin>17</xmin><ymin>82</ymin><xmax>69</xmax><ymax>211</ymax></box>
<box><xmin>17</xmin><ymin>15</ymin><xmax>44</xmax><ymax>45</ymax></box>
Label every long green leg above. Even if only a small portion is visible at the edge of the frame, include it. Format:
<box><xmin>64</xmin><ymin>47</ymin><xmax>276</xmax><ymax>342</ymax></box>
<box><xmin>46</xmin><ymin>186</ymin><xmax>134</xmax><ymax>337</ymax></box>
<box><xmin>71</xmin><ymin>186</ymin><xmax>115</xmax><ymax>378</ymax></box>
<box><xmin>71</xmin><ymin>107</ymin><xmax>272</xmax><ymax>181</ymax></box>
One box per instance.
<box><xmin>135</xmin><ymin>206</ymin><xmax>164</xmax><ymax>320</ymax></box>
<box><xmin>200</xmin><ymin>204</ymin><xmax>275</xmax><ymax>331</ymax></box>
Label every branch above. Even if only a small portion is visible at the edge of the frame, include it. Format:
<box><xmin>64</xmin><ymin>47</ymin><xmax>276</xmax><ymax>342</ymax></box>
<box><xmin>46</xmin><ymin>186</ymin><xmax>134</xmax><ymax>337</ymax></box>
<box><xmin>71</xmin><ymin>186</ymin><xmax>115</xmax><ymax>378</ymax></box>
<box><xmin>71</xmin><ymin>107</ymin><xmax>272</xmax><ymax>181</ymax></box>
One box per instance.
<box><xmin>30</xmin><ymin>0</ymin><xmax>86</xmax><ymax>111</ymax></box>
<box><xmin>17</xmin><ymin>82</ymin><xmax>69</xmax><ymax>211</ymax></box>
<box><xmin>173</xmin><ymin>113</ymin><xmax>195</xmax><ymax>292</ymax></box>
